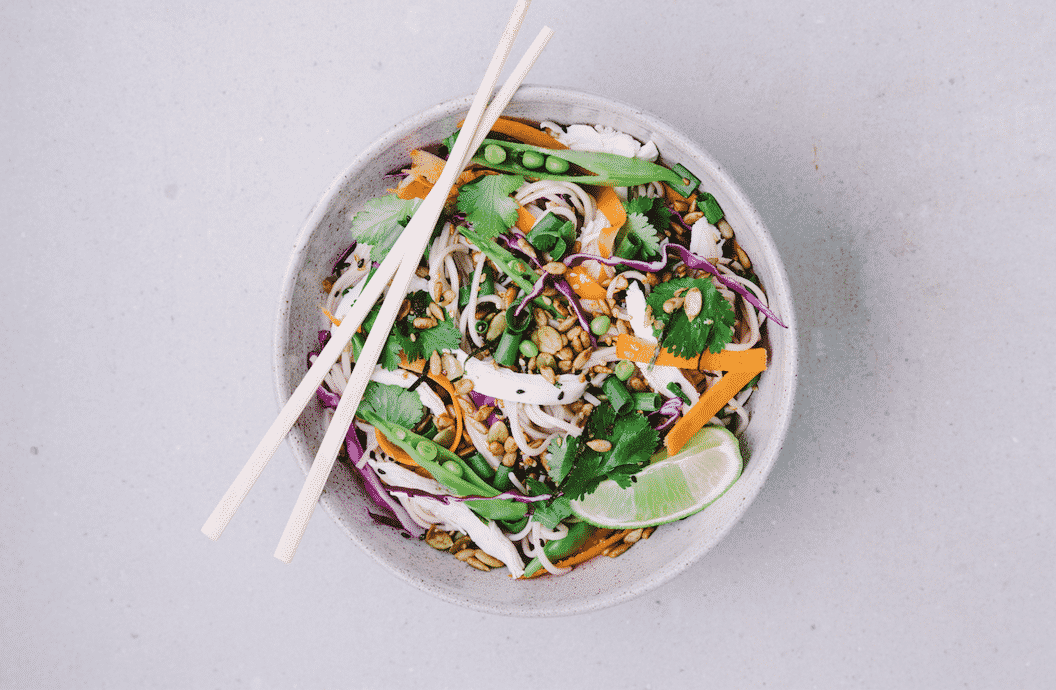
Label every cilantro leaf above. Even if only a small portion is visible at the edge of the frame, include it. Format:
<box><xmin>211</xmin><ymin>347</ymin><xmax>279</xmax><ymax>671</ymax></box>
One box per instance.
<box><xmin>623</xmin><ymin>196</ymin><xmax>671</xmax><ymax>233</ymax></box>
<box><xmin>415</xmin><ymin>318</ymin><xmax>461</xmax><ymax>363</ymax></box>
<box><xmin>532</xmin><ymin>495</ymin><xmax>573</xmax><ymax>530</ymax></box>
<box><xmin>362</xmin><ymin>291</ymin><xmax>463</xmax><ymax>371</ymax></box>
<box><xmin>357</xmin><ymin>381</ymin><xmax>425</xmax><ymax>429</ymax></box>
<box><xmin>602</xmin><ymin>413</ymin><xmax>658</xmax><ymax>474</ymax></box>
<box><xmin>646</xmin><ymin>277</ymin><xmax>736</xmax><ymax>358</ymax></box>
<box><xmin>545</xmin><ymin>435</ymin><xmax>580</xmax><ymax>485</ymax></box>
<box><xmin>456</xmin><ymin>174</ymin><xmax>525</xmax><ymax>239</ymax></box>
<box><xmin>556</xmin><ymin>403</ymin><xmax>661</xmax><ymax>501</ymax></box>
<box><xmin>347</xmin><ymin>194</ymin><xmax>421</xmax><ymax>263</ymax></box>
<box><xmin>614</xmin><ymin>211</ymin><xmax>662</xmax><ymax>260</ymax></box>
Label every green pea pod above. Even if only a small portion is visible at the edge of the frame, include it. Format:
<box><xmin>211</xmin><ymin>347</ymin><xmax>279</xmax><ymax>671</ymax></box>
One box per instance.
<box><xmin>471</xmin><ymin>138</ymin><xmax>688</xmax><ymax>188</ymax></box>
<box><xmin>522</xmin><ymin>521</ymin><xmax>595</xmax><ymax>578</ymax></box>
<box><xmin>362</xmin><ymin>413</ymin><xmax>527</xmax><ymax>522</ymax></box>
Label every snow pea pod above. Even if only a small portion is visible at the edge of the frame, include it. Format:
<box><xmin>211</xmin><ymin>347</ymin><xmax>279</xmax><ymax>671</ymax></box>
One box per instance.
<box><xmin>470</xmin><ymin>138</ymin><xmax>700</xmax><ymax>194</ymax></box>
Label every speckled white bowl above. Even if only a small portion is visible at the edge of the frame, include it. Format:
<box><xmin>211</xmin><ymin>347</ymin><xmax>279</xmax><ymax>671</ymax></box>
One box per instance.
<box><xmin>274</xmin><ymin>86</ymin><xmax>797</xmax><ymax>616</ymax></box>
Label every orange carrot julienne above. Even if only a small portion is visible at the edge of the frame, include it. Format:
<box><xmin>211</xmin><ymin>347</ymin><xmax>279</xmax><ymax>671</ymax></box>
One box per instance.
<box><xmin>526</xmin><ymin>529</ymin><xmax>628</xmax><ymax>578</ymax></box>
<box><xmin>425</xmin><ymin>371</ymin><xmax>464</xmax><ymax>455</ymax></box>
<box><xmin>459</xmin><ymin>116</ymin><xmax>568</xmax><ymax>150</ymax></box>
<box><xmin>515</xmin><ymin>205</ymin><xmax>537</xmax><ymax>234</ymax></box>
<box><xmin>322</xmin><ymin>308</ymin><xmax>341</xmax><ymax>327</ymax></box>
<box><xmin>665</xmin><ymin>368</ymin><xmax>760</xmax><ymax>456</ymax></box>
<box><xmin>591</xmin><ymin>186</ymin><xmax>626</xmax><ymax>259</ymax></box>
<box><xmin>615</xmin><ymin>334</ymin><xmax>767</xmax><ymax>372</ymax></box>
<box><xmin>374</xmin><ymin>429</ymin><xmax>416</xmax><ymax>466</ymax></box>
<box><xmin>565</xmin><ymin>265</ymin><xmax>608</xmax><ymax>300</ymax></box>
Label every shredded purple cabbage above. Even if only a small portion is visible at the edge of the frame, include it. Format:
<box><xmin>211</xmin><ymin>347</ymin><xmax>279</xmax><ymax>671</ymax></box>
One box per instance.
<box><xmin>331</xmin><ymin>240</ymin><xmax>358</xmax><ymax>273</ymax></box>
<box><xmin>552</xmin><ymin>278</ymin><xmax>597</xmax><ymax>347</ymax></box>
<box><xmin>469</xmin><ymin>390</ymin><xmax>500</xmax><ymax>427</ymax></box>
<box><xmin>563</xmin><ymin>246</ymin><xmax>669</xmax><ymax>273</ymax></box>
<box><xmin>666</xmin><ymin>244</ymin><xmax>787</xmax><ymax>328</ymax></box>
<box><xmin>347</xmin><ymin>432</ymin><xmax>425</xmax><ymax>539</ymax></box>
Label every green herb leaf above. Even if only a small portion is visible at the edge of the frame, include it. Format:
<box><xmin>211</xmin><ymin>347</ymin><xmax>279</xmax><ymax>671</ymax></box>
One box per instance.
<box><xmin>357</xmin><ymin>381</ymin><xmax>425</xmax><ymax>429</ymax></box>
<box><xmin>614</xmin><ymin>212</ymin><xmax>662</xmax><ymax>260</ymax></box>
<box><xmin>646</xmin><ymin>277</ymin><xmax>736</xmax><ymax>358</ymax></box>
<box><xmin>456</xmin><ymin>174</ymin><xmax>525</xmax><ymax>239</ymax></box>
<box><xmin>556</xmin><ymin>403</ymin><xmax>661</xmax><ymax>501</ymax></box>
<box><xmin>347</xmin><ymin>194</ymin><xmax>421</xmax><ymax>263</ymax></box>
<box><xmin>546</xmin><ymin>435</ymin><xmax>580</xmax><ymax>485</ymax></box>
<box><xmin>415</xmin><ymin>318</ymin><xmax>461</xmax><ymax>363</ymax></box>
<box><xmin>602</xmin><ymin>413</ymin><xmax>658</xmax><ymax>475</ymax></box>
<box><xmin>533</xmin><ymin>495</ymin><xmax>573</xmax><ymax>529</ymax></box>
<box><xmin>623</xmin><ymin>196</ymin><xmax>672</xmax><ymax>233</ymax></box>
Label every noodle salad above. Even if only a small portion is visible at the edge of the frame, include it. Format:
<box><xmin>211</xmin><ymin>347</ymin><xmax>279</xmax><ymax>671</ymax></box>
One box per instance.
<box><xmin>309</xmin><ymin>117</ymin><xmax>784</xmax><ymax>578</ymax></box>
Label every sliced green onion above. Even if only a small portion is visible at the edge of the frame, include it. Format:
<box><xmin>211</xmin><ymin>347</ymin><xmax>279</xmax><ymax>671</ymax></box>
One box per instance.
<box><xmin>633</xmin><ymin>392</ymin><xmax>662</xmax><ymax>412</ymax></box>
<box><xmin>602</xmin><ymin>376</ymin><xmax>633</xmax><ymax>414</ymax></box>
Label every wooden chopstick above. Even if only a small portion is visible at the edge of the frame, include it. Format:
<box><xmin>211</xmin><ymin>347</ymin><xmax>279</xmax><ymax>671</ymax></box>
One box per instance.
<box><xmin>200</xmin><ymin>1</ymin><xmax>543</xmax><ymax>545</ymax></box>
<box><xmin>272</xmin><ymin>11</ymin><xmax>553</xmax><ymax>563</ymax></box>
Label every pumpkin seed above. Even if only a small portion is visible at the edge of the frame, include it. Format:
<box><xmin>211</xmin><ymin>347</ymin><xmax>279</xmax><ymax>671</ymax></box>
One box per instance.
<box><xmin>684</xmin><ymin>287</ymin><xmax>703</xmax><ymax>322</ymax></box>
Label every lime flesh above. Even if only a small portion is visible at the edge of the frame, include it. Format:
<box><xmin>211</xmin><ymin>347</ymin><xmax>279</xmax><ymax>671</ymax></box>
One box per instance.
<box><xmin>570</xmin><ymin>426</ymin><xmax>744</xmax><ymax>529</ymax></box>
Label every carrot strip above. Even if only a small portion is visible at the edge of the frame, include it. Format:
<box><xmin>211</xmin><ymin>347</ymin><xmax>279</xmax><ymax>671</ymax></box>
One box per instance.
<box><xmin>526</xmin><ymin>529</ymin><xmax>628</xmax><ymax>578</ymax></box>
<box><xmin>459</xmin><ymin>116</ymin><xmax>568</xmax><ymax>150</ymax></box>
<box><xmin>515</xmin><ymin>205</ymin><xmax>537</xmax><ymax>233</ymax></box>
<box><xmin>615</xmin><ymin>334</ymin><xmax>768</xmax><ymax>372</ymax></box>
<box><xmin>393</xmin><ymin>177</ymin><xmax>432</xmax><ymax>200</ymax></box>
<box><xmin>321</xmin><ymin>308</ymin><xmax>342</xmax><ymax>327</ymax></box>
<box><xmin>374</xmin><ymin>429</ymin><xmax>416</xmax><ymax>466</ymax></box>
<box><xmin>665</xmin><ymin>369</ymin><xmax>760</xmax><ymax>455</ymax></box>
<box><xmin>565</xmin><ymin>265</ymin><xmax>608</xmax><ymax>300</ymax></box>
<box><xmin>591</xmin><ymin>185</ymin><xmax>626</xmax><ymax>259</ymax></box>
<box><xmin>425</xmin><ymin>372</ymin><xmax>464</xmax><ymax>454</ymax></box>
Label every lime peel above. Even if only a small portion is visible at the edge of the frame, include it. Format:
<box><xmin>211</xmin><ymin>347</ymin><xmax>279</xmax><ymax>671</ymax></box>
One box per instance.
<box><xmin>569</xmin><ymin>426</ymin><xmax>743</xmax><ymax>529</ymax></box>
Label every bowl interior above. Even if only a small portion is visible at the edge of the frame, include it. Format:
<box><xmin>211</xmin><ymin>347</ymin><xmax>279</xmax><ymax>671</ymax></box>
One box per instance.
<box><xmin>274</xmin><ymin>86</ymin><xmax>797</xmax><ymax>616</ymax></box>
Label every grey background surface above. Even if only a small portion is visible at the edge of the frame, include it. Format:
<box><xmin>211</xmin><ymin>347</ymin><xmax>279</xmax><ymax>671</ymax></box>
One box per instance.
<box><xmin>3</xmin><ymin>1</ymin><xmax>1053</xmax><ymax>688</ymax></box>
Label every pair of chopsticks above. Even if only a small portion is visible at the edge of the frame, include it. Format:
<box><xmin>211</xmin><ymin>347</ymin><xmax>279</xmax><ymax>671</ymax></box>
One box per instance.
<box><xmin>201</xmin><ymin>0</ymin><xmax>552</xmax><ymax>563</ymax></box>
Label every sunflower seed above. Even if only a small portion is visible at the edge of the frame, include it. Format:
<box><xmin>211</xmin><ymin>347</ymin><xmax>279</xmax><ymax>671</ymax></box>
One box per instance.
<box><xmin>586</xmin><ymin>439</ymin><xmax>612</xmax><ymax>452</ymax></box>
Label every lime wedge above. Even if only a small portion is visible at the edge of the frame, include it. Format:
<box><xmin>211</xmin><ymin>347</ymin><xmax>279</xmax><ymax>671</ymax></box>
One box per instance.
<box><xmin>569</xmin><ymin>426</ymin><xmax>743</xmax><ymax>529</ymax></box>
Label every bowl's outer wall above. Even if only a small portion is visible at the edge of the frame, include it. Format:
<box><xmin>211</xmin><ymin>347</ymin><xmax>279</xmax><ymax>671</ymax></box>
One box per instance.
<box><xmin>274</xmin><ymin>87</ymin><xmax>797</xmax><ymax>617</ymax></box>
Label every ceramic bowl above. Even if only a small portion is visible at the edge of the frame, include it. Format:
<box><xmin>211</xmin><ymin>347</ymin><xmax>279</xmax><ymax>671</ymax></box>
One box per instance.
<box><xmin>274</xmin><ymin>86</ymin><xmax>797</xmax><ymax>616</ymax></box>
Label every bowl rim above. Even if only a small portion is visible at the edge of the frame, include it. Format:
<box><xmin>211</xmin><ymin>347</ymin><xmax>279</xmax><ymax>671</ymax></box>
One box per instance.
<box><xmin>273</xmin><ymin>85</ymin><xmax>798</xmax><ymax>616</ymax></box>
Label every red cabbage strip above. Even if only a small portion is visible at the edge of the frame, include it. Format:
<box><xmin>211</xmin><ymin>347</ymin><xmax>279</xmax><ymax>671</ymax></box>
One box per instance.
<box><xmin>510</xmin><ymin>271</ymin><xmax>597</xmax><ymax>347</ymax></box>
<box><xmin>666</xmin><ymin>244</ymin><xmax>787</xmax><ymax>328</ymax></box>
<box><xmin>331</xmin><ymin>240</ymin><xmax>358</xmax><ymax>273</ymax></box>
<box><xmin>347</xmin><ymin>431</ymin><xmax>425</xmax><ymax>539</ymax></box>
<box><xmin>552</xmin><ymin>278</ymin><xmax>596</xmax><ymax>347</ymax></box>
<box><xmin>469</xmin><ymin>390</ymin><xmax>500</xmax><ymax>427</ymax></box>
<box><xmin>513</xmin><ymin>271</ymin><xmax>549</xmax><ymax>318</ymax></box>
<box><xmin>563</xmin><ymin>242</ymin><xmax>786</xmax><ymax>328</ymax></box>
<box><xmin>563</xmin><ymin>246</ymin><xmax>669</xmax><ymax>273</ymax></box>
